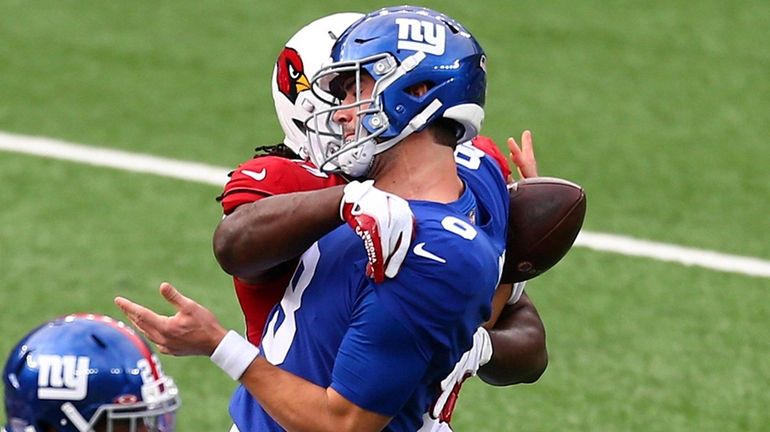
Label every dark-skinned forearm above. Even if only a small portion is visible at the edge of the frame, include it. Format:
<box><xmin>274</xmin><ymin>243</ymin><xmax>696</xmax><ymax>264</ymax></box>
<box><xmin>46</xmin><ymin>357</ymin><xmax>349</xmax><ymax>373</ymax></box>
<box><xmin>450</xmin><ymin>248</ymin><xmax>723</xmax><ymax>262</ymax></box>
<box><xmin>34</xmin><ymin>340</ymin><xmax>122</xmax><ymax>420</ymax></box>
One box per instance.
<box><xmin>478</xmin><ymin>292</ymin><xmax>548</xmax><ymax>386</ymax></box>
<box><xmin>213</xmin><ymin>186</ymin><xmax>345</xmax><ymax>281</ymax></box>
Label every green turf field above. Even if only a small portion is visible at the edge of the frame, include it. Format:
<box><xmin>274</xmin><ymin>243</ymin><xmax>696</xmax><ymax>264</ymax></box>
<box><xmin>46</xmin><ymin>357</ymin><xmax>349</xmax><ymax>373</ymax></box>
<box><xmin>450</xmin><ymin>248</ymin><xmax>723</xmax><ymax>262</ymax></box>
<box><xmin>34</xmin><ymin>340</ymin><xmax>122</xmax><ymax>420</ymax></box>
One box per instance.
<box><xmin>1</xmin><ymin>1</ymin><xmax>769</xmax><ymax>430</ymax></box>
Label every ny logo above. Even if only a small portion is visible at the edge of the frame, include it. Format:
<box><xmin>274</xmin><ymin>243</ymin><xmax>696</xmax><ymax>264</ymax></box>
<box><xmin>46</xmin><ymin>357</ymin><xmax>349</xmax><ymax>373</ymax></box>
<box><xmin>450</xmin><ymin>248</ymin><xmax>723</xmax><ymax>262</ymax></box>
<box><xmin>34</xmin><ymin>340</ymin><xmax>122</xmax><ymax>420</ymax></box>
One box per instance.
<box><xmin>395</xmin><ymin>18</ymin><xmax>446</xmax><ymax>55</ymax></box>
<box><xmin>37</xmin><ymin>355</ymin><xmax>90</xmax><ymax>400</ymax></box>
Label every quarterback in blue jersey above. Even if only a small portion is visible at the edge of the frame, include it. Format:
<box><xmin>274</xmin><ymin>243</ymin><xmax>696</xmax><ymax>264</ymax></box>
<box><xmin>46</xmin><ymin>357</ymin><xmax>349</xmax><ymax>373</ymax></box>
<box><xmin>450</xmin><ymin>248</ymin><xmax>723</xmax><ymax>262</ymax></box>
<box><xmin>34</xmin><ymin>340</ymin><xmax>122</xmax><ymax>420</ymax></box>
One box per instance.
<box><xmin>234</xmin><ymin>7</ymin><xmax>506</xmax><ymax>429</ymax></box>
<box><xmin>116</xmin><ymin>6</ymin><xmax>516</xmax><ymax>432</ymax></box>
<box><xmin>228</xmin><ymin>139</ymin><xmax>509</xmax><ymax>431</ymax></box>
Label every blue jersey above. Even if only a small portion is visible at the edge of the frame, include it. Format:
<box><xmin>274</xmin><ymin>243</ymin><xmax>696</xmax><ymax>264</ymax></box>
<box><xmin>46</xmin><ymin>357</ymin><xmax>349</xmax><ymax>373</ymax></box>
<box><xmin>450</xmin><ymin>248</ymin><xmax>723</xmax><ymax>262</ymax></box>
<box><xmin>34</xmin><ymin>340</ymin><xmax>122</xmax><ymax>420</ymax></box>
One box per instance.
<box><xmin>454</xmin><ymin>141</ymin><xmax>509</xmax><ymax>255</ymax></box>
<box><xmin>230</xmin><ymin>144</ymin><xmax>508</xmax><ymax>431</ymax></box>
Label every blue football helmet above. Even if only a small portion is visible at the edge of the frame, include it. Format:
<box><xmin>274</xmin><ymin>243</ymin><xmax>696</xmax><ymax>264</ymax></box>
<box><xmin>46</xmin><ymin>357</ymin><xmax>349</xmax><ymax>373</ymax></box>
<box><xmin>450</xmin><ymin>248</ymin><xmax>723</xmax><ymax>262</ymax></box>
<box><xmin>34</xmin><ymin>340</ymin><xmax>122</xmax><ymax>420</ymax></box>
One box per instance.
<box><xmin>3</xmin><ymin>314</ymin><xmax>180</xmax><ymax>432</ymax></box>
<box><xmin>306</xmin><ymin>5</ymin><xmax>487</xmax><ymax>177</ymax></box>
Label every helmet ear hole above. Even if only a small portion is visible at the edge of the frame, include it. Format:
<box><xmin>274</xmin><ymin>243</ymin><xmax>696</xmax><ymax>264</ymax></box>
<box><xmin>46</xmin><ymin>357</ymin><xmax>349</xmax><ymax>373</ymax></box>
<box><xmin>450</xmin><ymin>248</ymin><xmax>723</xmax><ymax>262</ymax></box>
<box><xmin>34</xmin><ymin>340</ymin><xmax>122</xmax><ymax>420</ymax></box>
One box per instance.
<box><xmin>404</xmin><ymin>82</ymin><xmax>433</xmax><ymax>98</ymax></box>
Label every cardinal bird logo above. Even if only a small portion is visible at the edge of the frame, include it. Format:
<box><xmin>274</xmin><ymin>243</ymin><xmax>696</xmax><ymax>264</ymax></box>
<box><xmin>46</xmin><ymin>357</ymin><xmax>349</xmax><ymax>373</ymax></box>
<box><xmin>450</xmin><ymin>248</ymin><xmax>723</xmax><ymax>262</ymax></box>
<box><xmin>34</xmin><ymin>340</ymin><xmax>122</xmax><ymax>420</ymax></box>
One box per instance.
<box><xmin>276</xmin><ymin>47</ymin><xmax>310</xmax><ymax>103</ymax></box>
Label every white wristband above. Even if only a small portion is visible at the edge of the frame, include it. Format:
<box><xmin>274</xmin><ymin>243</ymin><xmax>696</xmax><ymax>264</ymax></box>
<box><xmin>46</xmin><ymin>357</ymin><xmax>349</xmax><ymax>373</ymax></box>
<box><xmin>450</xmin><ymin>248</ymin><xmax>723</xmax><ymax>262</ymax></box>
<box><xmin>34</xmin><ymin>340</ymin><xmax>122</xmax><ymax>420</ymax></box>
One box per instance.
<box><xmin>210</xmin><ymin>330</ymin><xmax>260</xmax><ymax>380</ymax></box>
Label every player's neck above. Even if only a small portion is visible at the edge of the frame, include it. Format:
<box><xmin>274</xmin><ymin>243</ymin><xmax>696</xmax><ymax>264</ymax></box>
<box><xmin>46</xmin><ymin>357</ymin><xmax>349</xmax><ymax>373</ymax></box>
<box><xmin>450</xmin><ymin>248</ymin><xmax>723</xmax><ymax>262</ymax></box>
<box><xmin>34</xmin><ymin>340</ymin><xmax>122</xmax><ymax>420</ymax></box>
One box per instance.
<box><xmin>371</xmin><ymin>133</ymin><xmax>462</xmax><ymax>203</ymax></box>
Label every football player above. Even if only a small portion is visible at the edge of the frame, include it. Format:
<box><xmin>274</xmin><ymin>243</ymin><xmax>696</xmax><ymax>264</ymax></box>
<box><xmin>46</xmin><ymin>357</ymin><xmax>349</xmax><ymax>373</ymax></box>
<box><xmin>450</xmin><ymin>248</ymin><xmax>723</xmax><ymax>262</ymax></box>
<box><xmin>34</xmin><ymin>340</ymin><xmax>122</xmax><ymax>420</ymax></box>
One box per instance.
<box><xmin>214</xmin><ymin>10</ymin><xmax>547</xmax><ymax>430</ymax></box>
<box><xmin>215</xmin><ymin>13</ymin><xmax>361</xmax><ymax>346</ymax></box>
<box><xmin>2</xmin><ymin>314</ymin><xmax>180</xmax><ymax>432</ymax></box>
<box><xmin>116</xmin><ymin>6</ymin><xmax>541</xmax><ymax>432</ymax></box>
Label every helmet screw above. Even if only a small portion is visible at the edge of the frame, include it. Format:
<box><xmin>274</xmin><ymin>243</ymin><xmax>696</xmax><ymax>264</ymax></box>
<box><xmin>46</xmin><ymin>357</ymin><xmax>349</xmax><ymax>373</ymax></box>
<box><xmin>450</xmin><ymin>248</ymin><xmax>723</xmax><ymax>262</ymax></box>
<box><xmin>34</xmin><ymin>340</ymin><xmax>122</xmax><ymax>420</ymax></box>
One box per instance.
<box><xmin>374</xmin><ymin>61</ymin><xmax>388</xmax><ymax>74</ymax></box>
<box><xmin>395</xmin><ymin>105</ymin><xmax>405</xmax><ymax>113</ymax></box>
<box><xmin>370</xmin><ymin>116</ymin><xmax>382</xmax><ymax>127</ymax></box>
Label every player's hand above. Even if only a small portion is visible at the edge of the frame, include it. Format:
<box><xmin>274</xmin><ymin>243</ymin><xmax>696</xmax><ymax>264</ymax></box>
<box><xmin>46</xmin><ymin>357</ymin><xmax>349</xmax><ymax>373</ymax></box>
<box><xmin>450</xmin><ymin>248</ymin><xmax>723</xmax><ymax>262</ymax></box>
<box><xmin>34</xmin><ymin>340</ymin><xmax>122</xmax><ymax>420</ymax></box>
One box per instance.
<box><xmin>430</xmin><ymin>327</ymin><xmax>493</xmax><ymax>422</ymax></box>
<box><xmin>115</xmin><ymin>282</ymin><xmax>227</xmax><ymax>356</ymax></box>
<box><xmin>508</xmin><ymin>130</ymin><xmax>538</xmax><ymax>180</ymax></box>
<box><xmin>340</xmin><ymin>180</ymin><xmax>415</xmax><ymax>283</ymax></box>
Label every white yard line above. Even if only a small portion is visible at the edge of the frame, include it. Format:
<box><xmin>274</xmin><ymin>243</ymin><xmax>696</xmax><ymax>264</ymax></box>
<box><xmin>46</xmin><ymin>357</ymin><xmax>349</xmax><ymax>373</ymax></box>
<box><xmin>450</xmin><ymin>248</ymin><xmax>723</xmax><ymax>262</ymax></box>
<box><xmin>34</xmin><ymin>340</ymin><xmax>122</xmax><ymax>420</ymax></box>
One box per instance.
<box><xmin>3</xmin><ymin>130</ymin><xmax>769</xmax><ymax>279</ymax></box>
<box><xmin>0</xmin><ymin>131</ymin><xmax>230</xmax><ymax>186</ymax></box>
<box><xmin>575</xmin><ymin>232</ymin><xmax>770</xmax><ymax>278</ymax></box>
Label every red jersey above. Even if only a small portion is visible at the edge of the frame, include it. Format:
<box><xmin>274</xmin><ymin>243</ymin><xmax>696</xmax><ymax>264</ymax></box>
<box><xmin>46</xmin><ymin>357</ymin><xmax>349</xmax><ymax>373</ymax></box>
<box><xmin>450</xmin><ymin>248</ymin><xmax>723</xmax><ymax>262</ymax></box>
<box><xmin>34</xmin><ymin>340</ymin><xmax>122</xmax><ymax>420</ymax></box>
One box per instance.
<box><xmin>219</xmin><ymin>136</ymin><xmax>508</xmax><ymax>344</ymax></box>
<box><xmin>471</xmin><ymin>135</ymin><xmax>512</xmax><ymax>180</ymax></box>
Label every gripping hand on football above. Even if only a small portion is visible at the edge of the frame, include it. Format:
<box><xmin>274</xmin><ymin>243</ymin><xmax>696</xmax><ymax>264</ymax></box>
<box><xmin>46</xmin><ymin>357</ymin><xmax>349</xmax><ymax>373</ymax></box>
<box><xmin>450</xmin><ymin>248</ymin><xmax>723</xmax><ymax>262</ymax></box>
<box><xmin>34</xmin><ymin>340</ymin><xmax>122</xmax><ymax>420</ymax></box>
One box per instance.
<box><xmin>430</xmin><ymin>327</ymin><xmax>493</xmax><ymax>422</ymax></box>
<box><xmin>340</xmin><ymin>180</ymin><xmax>415</xmax><ymax>283</ymax></box>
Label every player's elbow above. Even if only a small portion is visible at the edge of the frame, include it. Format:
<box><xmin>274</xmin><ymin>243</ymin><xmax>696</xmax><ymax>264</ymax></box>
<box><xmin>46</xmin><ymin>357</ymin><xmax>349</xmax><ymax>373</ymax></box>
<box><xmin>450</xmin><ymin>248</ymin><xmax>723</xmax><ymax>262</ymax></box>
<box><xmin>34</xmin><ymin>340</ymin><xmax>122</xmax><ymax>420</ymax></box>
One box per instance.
<box><xmin>213</xmin><ymin>219</ymin><xmax>240</xmax><ymax>276</ymax></box>
<box><xmin>213</xmin><ymin>217</ymin><xmax>265</xmax><ymax>279</ymax></box>
<box><xmin>213</xmin><ymin>218</ymin><xmax>293</xmax><ymax>283</ymax></box>
<box><xmin>479</xmin><ymin>319</ymin><xmax>548</xmax><ymax>386</ymax></box>
<box><xmin>479</xmin><ymin>345</ymin><xmax>548</xmax><ymax>386</ymax></box>
<box><xmin>516</xmin><ymin>321</ymin><xmax>548</xmax><ymax>383</ymax></box>
<box><xmin>518</xmin><ymin>342</ymin><xmax>548</xmax><ymax>384</ymax></box>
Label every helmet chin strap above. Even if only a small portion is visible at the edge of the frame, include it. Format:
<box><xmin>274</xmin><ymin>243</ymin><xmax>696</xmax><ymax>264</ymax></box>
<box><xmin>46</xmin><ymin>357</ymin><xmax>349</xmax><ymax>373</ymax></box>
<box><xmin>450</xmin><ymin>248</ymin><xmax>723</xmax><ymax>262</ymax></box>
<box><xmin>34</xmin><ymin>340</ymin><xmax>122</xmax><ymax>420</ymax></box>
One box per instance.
<box><xmin>338</xmin><ymin>140</ymin><xmax>376</xmax><ymax>177</ymax></box>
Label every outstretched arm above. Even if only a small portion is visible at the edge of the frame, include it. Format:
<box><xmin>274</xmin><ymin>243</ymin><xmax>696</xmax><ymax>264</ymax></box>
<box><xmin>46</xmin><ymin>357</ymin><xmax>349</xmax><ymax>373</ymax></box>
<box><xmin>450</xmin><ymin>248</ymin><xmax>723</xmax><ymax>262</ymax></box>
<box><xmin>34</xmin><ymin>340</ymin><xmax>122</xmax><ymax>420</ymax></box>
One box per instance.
<box><xmin>115</xmin><ymin>283</ymin><xmax>390</xmax><ymax>432</ymax></box>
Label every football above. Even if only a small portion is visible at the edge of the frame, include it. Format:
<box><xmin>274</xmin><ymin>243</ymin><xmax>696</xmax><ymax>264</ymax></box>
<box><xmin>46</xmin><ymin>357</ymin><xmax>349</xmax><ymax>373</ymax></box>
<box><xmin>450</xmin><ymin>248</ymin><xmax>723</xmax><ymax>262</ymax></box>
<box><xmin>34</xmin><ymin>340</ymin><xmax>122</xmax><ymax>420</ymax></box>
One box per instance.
<box><xmin>501</xmin><ymin>177</ymin><xmax>587</xmax><ymax>283</ymax></box>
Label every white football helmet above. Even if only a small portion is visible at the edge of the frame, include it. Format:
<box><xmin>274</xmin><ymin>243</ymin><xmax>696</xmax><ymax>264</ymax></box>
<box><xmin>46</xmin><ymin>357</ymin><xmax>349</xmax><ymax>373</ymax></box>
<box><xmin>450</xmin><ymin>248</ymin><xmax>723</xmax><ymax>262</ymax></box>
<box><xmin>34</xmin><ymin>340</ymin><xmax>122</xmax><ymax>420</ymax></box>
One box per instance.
<box><xmin>271</xmin><ymin>13</ymin><xmax>364</xmax><ymax>159</ymax></box>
